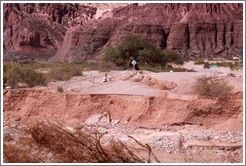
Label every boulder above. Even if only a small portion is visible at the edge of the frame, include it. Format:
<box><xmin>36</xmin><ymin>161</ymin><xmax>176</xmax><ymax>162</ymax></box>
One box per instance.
<box><xmin>132</xmin><ymin>73</ymin><xmax>144</xmax><ymax>82</ymax></box>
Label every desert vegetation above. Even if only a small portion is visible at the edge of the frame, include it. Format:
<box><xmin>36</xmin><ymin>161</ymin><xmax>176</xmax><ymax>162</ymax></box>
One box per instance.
<box><xmin>102</xmin><ymin>35</ymin><xmax>184</xmax><ymax>69</ymax></box>
<box><xmin>194</xmin><ymin>58</ymin><xmax>243</xmax><ymax>71</ymax></box>
<box><xmin>3</xmin><ymin>121</ymin><xmax>160</xmax><ymax>163</ymax></box>
<box><xmin>3</xmin><ymin>63</ymin><xmax>47</xmax><ymax>88</ymax></box>
<box><xmin>47</xmin><ymin>65</ymin><xmax>82</xmax><ymax>82</ymax></box>
<box><xmin>209</xmin><ymin>61</ymin><xmax>243</xmax><ymax>71</ymax></box>
<box><xmin>194</xmin><ymin>58</ymin><xmax>206</xmax><ymax>65</ymax></box>
<box><xmin>21</xmin><ymin>61</ymin><xmax>99</xmax><ymax>71</ymax></box>
<box><xmin>3</xmin><ymin>62</ymin><xmax>97</xmax><ymax>88</ymax></box>
<box><xmin>193</xmin><ymin>75</ymin><xmax>233</xmax><ymax>97</ymax></box>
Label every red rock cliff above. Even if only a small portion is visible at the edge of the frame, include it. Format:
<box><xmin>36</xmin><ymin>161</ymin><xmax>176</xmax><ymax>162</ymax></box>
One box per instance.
<box><xmin>52</xmin><ymin>3</ymin><xmax>243</xmax><ymax>62</ymax></box>
<box><xmin>3</xmin><ymin>3</ymin><xmax>98</xmax><ymax>55</ymax></box>
<box><xmin>3</xmin><ymin>3</ymin><xmax>243</xmax><ymax>61</ymax></box>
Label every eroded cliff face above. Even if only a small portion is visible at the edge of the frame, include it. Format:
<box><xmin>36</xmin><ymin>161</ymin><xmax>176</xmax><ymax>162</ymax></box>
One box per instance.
<box><xmin>50</xmin><ymin>18</ymin><xmax>118</xmax><ymax>62</ymax></box>
<box><xmin>51</xmin><ymin>3</ymin><xmax>243</xmax><ymax>62</ymax></box>
<box><xmin>167</xmin><ymin>21</ymin><xmax>243</xmax><ymax>59</ymax></box>
<box><xmin>3</xmin><ymin>3</ymin><xmax>100</xmax><ymax>55</ymax></box>
<box><xmin>3</xmin><ymin>3</ymin><xmax>243</xmax><ymax>61</ymax></box>
<box><xmin>3</xmin><ymin>89</ymin><xmax>243</xmax><ymax>128</ymax></box>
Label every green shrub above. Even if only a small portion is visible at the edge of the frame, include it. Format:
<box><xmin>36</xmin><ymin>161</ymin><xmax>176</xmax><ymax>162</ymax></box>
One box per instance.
<box><xmin>3</xmin><ymin>63</ymin><xmax>47</xmax><ymax>88</ymax></box>
<box><xmin>3</xmin><ymin>63</ymin><xmax>22</xmax><ymax>87</ymax></box>
<box><xmin>70</xmin><ymin>66</ymin><xmax>83</xmax><ymax>76</ymax></box>
<box><xmin>162</xmin><ymin>51</ymin><xmax>184</xmax><ymax>65</ymax></box>
<box><xmin>210</xmin><ymin>62</ymin><xmax>243</xmax><ymax>70</ymax></box>
<box><xmin>166</xmin><ymin>64</ymin><xmax>173</xmax><ymax>68</ymax></box>
<box><xmin>57</xmin><ymin>87</ymin><xmax>64</xmax><ymax>93</ymax></box>
<box><xmin>48</xmin><ymin>66</ymin><xmax>82</xmax><ymax>81</ymax></box>
<box><xmin>102</xmin><ymin>35</ymin><xmax>183</xmax><ymax>68</ymax></box>
<box><xmin>194</xmin><ymin>58</ymin><xmax>205</xmax><ymax>65</ymax></box>
<box><xmin>21</xmin><ymin>68</ymin><xmax>47</xmax><ymax>87</ymax></box>
<box><xmin>193</xmin><ymin>75</ymin><xmax>233</xmax><ymax>97</ymax></box>
<box><xmin>165</xmin><ymin>67</ymin><xmax>186</xmax><ymax>72</ymax></box>
<box><xmin>207</xmin><ymin>58</ymin><xmax>215</xmax><ymax>61</ymax></box>
<box><xmin>102</xmin><ymin>47</ymin><xmax>123</xmax><ymax>66</ymax></box>
<box><xmin>48</xmin><ymin>68</ymin><xmax>70</xmax><ymax>81</ymax></box>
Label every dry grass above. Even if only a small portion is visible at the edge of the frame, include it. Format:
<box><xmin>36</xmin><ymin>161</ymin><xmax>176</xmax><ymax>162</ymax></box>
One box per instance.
<box><xmin>3</xmin><ymin>121</ymin><xmax>160</xmax><ymax>163</ymax></box>
<box><xmin>48</xmin><ymin>66</ymin><xmax>82</xmax><ymax>82</ymax></box>
<box><xmin>193</xmin><ymin>76</ymin><xmax>233</xmax><ymax>97</ymax></box>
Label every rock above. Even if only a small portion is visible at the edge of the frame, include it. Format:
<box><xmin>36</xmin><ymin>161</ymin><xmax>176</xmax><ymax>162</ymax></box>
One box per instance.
<box><xmin>65</xmin><ymin>126</ymin><xmax>74</xmax><ymax>133</ymax></box>
<box><xmin>167</xmin><ymin>150</ymin><xmax>172</xmax><ymax>154</ymax></box>
<box><xmin>50</xmin><ymin>17</ymin><xmax>117</xmax><ymax>62</ymax></box>
<box><xmin>160</xmin><ymin>81</ymin><xmax>177</xmax><ymax>90</ymax></box>
<box><xmin>3</xmin><ymin>3</ymin><xmax>66</xmax><ymax>55</ymax></box>
<box><xmin>98</xmin><ymin>127</ymin><xmax>107</xmax><ymax>133</ymax></box>
<box><xmin>3</xmin><ymin>134</ymin><xmax>13</xmax><ymax>142</ymax></box>
<box><xmin>108</xmin><ymin>24</ymin><xmax>166</xmax><ymax>49</ymax></box>
<box><xmin>199</xmin><ymin>147</ymin><xmax>204</xmax><ymax>151</ymax></box>
<box><xmin>3</xmin><ymin>126</ymin><xmax>11</xmax><ymax>135</ymax></box>
<box><xmin>5</xmin><ymin>86</ymin><xmax>12</xmax><ymax>90</ymax></box>
<box><xmin>120</xmin><ymin>72</ymin><xmax>136</xmax><ymax>81</ymax></box>
<box><xmin>48</xmin><ymin>4</ymin><xmax>240</xmax><ymax>62</ymax></box>
<box><xmin>132</xmin><ymin>73</ymin><xmax>144</xmax><ymax>82</ymax></box>
<box><xmin>124</xmin><ymin>121</ymin><xmax>128</xmax><ymax>125</ymax></box>
<box><xmin>85</xmin><ymin>113</ymin><xmax>109</xmax><ymax>127</ymax></box>
<box><xmin>85</xmin><ymin>114</ymin><xmax>103</xmax><ymax>126</ymax></box>
<box><xmin>146</xmin><ymin>75</ymin><xmax>152</xmax><ymax>80</ymax></box>
<box><xmin>204</xmin><ymin>136</ymin><xmax>211</xmax><ymax>141</ymax></box>
<box><xmin>4</xmin><ymin>3</ymin><xmax>243</xmax><ymax>60</ymax></box>
<box><xmin>13</xmin><ymin>116</ymin><xmax>21</xmax><ymax>122</ymax></box>
<box><xmin>214</xmin><ymin>136</ymin><xmax>220</xmax><ymax>140</ymax></box>
<box><xmin>110</xmin><ymin>119</ymin><xmax>120</xmax><ymax>126</ymax></box>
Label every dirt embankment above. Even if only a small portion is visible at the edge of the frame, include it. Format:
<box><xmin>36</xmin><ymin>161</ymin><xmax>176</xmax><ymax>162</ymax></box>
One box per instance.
<box><xmin>3</xmin><ymin>89</ymin><xmax>243</xmax><ymax>131</ymax></box>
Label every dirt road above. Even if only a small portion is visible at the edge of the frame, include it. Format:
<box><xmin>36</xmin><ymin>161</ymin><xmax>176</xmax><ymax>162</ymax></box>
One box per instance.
<box><xmin>35</xmin><ymin>66</ymin><xmax>243</xmax><ymax>101</ymax></box>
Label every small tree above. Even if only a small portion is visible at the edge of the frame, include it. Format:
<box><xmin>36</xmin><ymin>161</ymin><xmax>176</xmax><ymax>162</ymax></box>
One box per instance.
<box><xmin>193</xmin><ymin>75</ymin><xmax>233</xmax><ymax>97</ymax></box>
<box><xmin>102</xmin><ymin>46</ymin><xmax>123</xmax><ymax>66</ymax></box>
<box><xmin>102</xmin><ymin>35</ymin><xmax>184</xmax><ymax>68</ymax></box>
<box><xmin>162</xmin><ymin>50</ymin><xmax>184</xmax><ymax>65</ymax></box>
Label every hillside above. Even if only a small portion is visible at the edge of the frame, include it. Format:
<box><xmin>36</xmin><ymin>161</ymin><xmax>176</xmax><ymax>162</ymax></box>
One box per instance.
<box><xmin>3</xmin><ymin>3</ymin><xmax>243</xmax><ymax>62</ymax></box>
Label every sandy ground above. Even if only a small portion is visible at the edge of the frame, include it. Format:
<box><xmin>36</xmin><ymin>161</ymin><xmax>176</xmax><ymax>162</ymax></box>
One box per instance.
<box><xmin>3</xmin><ymin>62</ymin><xmax>244</xmax><ymax>163</ymax></box>
<box><xmin>35</xmin><ymin>61</ymin><xmax>243</xmax><ymax>101</ymax></box>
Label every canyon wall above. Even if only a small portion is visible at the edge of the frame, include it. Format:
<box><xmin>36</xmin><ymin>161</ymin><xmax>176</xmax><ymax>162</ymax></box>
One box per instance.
<box><xmin>3</xmin><ymin>3</ymin><xmax>243</xmax><ymax>61</ymax></box>
<box><xmin>3</xmin><ymin>3</ymin><xmax>98</xmax><ymax>55</ymax></box>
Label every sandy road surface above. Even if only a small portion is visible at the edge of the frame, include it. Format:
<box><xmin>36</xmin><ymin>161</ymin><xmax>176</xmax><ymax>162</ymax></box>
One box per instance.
<box><xmin>35</xmin><ymin>64</ymin><xmax>243</xmax><ymax>100</ymax></box>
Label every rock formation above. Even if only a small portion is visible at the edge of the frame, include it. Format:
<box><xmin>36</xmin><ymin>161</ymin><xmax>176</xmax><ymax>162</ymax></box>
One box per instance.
<box><xmin>3</xmin><ymin>3</ymin><xmax>243</xmax><ymax>61</ymax></box>
<box><xmin>3</xmin><ymin>3</ymin><xmax>100</xmax><ymax>55</ymax></box>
